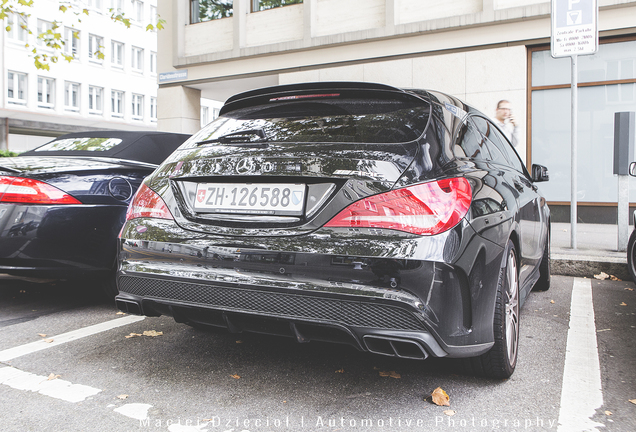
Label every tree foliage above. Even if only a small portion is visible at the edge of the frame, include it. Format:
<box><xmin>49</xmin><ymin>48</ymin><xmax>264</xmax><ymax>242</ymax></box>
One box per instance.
<box><xmin>1</xmin><ymin>0</ymin><xmax>165</xmax><ymax>70</ymax></box>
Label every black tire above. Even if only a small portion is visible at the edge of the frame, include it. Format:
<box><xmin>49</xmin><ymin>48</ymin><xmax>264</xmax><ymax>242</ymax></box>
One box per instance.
<box><xmin>534</xmin><ymin>229</ymin><xmax>551</xmax><ymax>291</ymax></box>
<box><xmin>466</xmin><ymin>240</ymin><xmax>520</xmax><ymax>379</ymax></box>
<box><xmin>628</xmin><ymin>230</ymin><xmax>636</xmax><ymax>283</ymax></box>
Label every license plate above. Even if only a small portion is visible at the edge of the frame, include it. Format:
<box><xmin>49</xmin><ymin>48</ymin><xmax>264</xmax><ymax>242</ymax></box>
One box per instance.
<box><xmin>194</xmin><ymin>183</ymin><xmax>306</xmax><ymax>216</ymax></box>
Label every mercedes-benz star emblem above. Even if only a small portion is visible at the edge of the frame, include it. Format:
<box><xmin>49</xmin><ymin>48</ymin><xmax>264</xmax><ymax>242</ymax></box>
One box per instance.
<box><xmin>235</xmin><ymin>158</ymin><xmax>255</xmax><ymax>174</ymax></box>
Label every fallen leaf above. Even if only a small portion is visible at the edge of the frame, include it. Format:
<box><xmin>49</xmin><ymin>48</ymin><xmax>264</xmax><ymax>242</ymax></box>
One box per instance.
<box><xmin>431</xmin><ymin>387</ymin><xmax>450</xmax><ymax>407</ymax></box>
<box><xmin>142</xmin><ymin>330</ymin><xmax>163</xmax><ymax>337</ymax></box>
<box><xmin>379</xmin><ymin>371</ymin><xmax>401</xmax><ymax>379</ymax></box>
<box><xmin>594</xmin><ymin>272</ymin><xmax>609</xmax><ymax>280</ymax></box>
<box><xmin>620</xmin><ymin>302</ymin><xmax>627</xmax><ymax>306</ymax></box>
<box><xmin>605</xmin><ymin>411</ymin><xmax>612</xmax><ymax>416</ymax></box>
<box><xmin>236</xmin><ymin>340</ymin><xmax>243</xmax><ymax>344</ymax></box>
<box><xmin>116</xmin><ymin>311</ymin><xmax>126</xmax><ymax>315</ymax></box>
<box><xmin>610</xmin><ymin>275</ymin><xmax>621</xmax><ymax>281</ymax></box>
<box><xmin>335</xmin><ymin>369</ymin><xmax>345</xmax><ymax>373</ymax></box>
<box><xmin>625</xmin><ymin>287</ymin><xmax>634</xmax><ymax>291</ymax></box>
<box><xmin>44</xmin><ymin>339</ymin><xmax>54</xmax><ymax>343</ymax></box>
<box><xmin>38</xmin><ymin>333</ymin><xmax>47</xmax><ymax>338</ymax></box>
<box><xmin>230</xmin><ymin>374</ymin><xmax>241</xmax><ymax>379</ymax></box>
<box><xmin>47</xmin><ymin>373</ymin><xmax>60</xmax><ymax>381</ymax></box>
<box><xmin>117</xmin><ymin>394</ymin><xmax>129</xmax><ymax>400</ymax></box>
<box><xmin>444</xmin><ymin>410</ymin><xmax>456</xmax><ymax>416</ymax></box>
<box><xmin>629</xmin><ymin>399</ymin><xmax>636</xmax><ymax>405</ymax></box>
<box><xmin>550</xmin><ymin>300</ymin><xmax>555</xmax><ymax>304</ymax></box>
<box><xmin>125</xmin><ymin>333</ymin><xmax>142</xmax><ymax>339</ymax></box>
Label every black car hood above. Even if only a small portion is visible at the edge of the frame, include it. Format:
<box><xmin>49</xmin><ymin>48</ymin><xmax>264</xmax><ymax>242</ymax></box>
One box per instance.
<box><xmin>0</xmin><ymin>156</ymin><xmax>156</xmax><ymax>177</ymax></box>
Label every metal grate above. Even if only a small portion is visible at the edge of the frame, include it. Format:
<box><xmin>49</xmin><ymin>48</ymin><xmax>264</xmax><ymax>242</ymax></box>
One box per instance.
<box><xmin>119</xmin><ymin>275</ymin><xmax>424</xmax><ymax>331</ymax></box>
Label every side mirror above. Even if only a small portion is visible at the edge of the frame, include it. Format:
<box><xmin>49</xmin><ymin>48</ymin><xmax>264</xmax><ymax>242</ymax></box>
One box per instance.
<box><xmin>531</xmin><ymin>164</ymin><xmax>549</xmax><ymax>182</ymax></box>
<box><xmin>629</xmin><ymin>161</ymin><xmax>636</xmax><ymax>177</ymax></box>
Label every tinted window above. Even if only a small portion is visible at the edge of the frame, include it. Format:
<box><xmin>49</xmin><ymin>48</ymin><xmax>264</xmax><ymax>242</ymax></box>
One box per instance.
<box><xmin>454</xmin><ymin>120</ymin><xmax>491</xmax><ymax>161</ymax></box>
<box><xmin>471</xmin><ymin>117</ymin><xmax>509</xmax><ymax>166</ymax></box>
<box><xmin>187</xmin><ymin>96</ymin><xmax>430</xmax><ymax>146</ymax></box>
<box><xmin>489</xmin><ymin>126</ymin><xmax>525</xmax><ymax>173</ymax></box>
<box><xmin>473</xmin><ymin>116</ymin><xmax>525</xmax><ymax>173</ymax></box>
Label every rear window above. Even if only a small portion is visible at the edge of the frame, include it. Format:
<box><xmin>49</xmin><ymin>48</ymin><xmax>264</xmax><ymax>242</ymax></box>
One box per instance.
<box><xmin>34</xmin><ymin>137</ymin><xmax>123</xmax><ymax>152</ymax></box>
<box><xmin>187</xmin><ymin>95</ymin><xmax>430</xmax><ymax>146</ymax></box>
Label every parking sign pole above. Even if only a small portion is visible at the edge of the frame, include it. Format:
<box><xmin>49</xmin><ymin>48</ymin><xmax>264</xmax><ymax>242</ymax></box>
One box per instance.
<box><xmin>551</xmin><ymin>0</ymin><xmax>598</xmax><ymax>250</ymax></box>
<box><xmin>571</xmin><ymin>54</ymin><xmax>578</xmax><ymax>249</ymax></box>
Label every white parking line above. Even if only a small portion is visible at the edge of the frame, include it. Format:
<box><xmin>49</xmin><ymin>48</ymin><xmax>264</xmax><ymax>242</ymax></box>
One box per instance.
<box><xmin>557</xmin><ymin>278</ymin><xmax>604</xmax><ymax>431</ymax></box>
<box><xmin>0</xmin><ymin>367</ymin><xmax>101</xmax><ymax>403</ymax></box>
<box><xmin>0</xmin><ymin>315</ymin><xmax>145</xmax><ymax>362</ymax></box>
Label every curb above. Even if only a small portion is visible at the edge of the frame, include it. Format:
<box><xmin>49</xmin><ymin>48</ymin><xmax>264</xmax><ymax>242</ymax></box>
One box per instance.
<box><xmin>551</xmin><ymin>258</ymin><xmax>630</xmax><ymax>281</ymax></box>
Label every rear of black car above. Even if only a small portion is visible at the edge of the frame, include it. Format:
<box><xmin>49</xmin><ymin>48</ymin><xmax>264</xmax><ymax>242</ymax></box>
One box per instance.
<box><xmin>0</xmin><ymin>132</ymin><xmax>190</xmax><ymax>293</ymax></box>
<box><xmin>116</xmin><ymin>83</ymin><xmax>509</xmax><ymax>371</ymax></box>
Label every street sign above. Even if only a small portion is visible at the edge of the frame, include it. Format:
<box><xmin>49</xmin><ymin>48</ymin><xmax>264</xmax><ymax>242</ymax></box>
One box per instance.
<box><xmin>551</xmin><ymin>0</ymin><xmax>598</xmax><ymax>58</ymax></box>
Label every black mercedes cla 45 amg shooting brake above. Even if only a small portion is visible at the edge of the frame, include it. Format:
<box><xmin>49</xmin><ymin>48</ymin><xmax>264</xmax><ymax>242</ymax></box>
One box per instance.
<box><xmin>115</xmin><ymin>82</ymin><xmax>550</xmax><ymax>378</ymax></box>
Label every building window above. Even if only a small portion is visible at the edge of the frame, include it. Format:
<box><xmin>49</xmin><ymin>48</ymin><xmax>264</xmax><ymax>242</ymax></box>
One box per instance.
<box><xmin>110</xmin><ymin>0</ymin><xmax>124</xmax><ymax>12</ymax></box>
<box><xmin>7</xmin><ymin>71</ymin><xmax>27</xmax><ymax>104</ymax></box>
<box><xmin>64</xmin><ymin>28</ymin><xmax>80</xmax><ymax>58</ymax></box>
<box><xmin>88</xmin><ymin>86</ymin><xmax>104</xmax><ymax>114</ymax></box>
<box><xmin>131</xmin><ymin>93</ymin><xmax>144</xmax><ymax>119</ymax></box>
<box><xmin>529</xmin><ymin>37</ymin><xmax>636</xmax><ymax>206</ymax></box>
<box><xmin>150</xmin><ymin>96</ymin><xmax>157</xmax><ymax>121</ymax></box>
<box><xmin>132</xmin><ymin>0</ymin><xmax>143</xmax><ymax>22</ymax></box>
<box><xmin>111</xmin><ymin>90</ymin><xmax>124</xmax><ymax>117</ymax></box>
<box><xmin>88</xmin><ymin>0</ymin><xmax>103</xmax><ymax>11</ymax></box>
<box><xmin>191</xmin><ymin>0</ymin><xmax>233</xmax><ymax>23</ymax></box>
<box><xmin>131</xmin><ymin>46</ymin><xmax>144</xmax><ymax>72</ymax></box>
<box><xmin>111</xmin><ymin>41</ymin><xmax>124</xmax><ymax>67</ymax></box>
<box><xmin>150</xmin><ymin>51</ymin><xmax>157</xmax><ymax>74</ymax></box>
<box><xmin>251</xmin><ymin>0</ymin><xmax>302</xmax><ymax>12</ymax></box>
<box><xmin>65</xmin><ymin>82</ymin><xmax>80</xmax><ymax>111</ymax></box>
<box><xmin>37</xmin><ymin>77</ymin><xmax>55</xmax><ymax>108</ymax></box>
<box><xmin>150</xmin><ymin>5</ymin><xmax>157</xmax><ymax>26</ymax></box>
<box><xmin>37</xmin><ymin>19</ymin><xmax>54</xmax><ymax>47</ymax></box>
<box><xmin>7</xmin><ymin>13</ymin><xmax>28</xmax><ymax>42</ymax></box>
<box><xmin>88</xmin><ymin>34</ymin><xmax>104</xmax><ymax>62</ymax></box>
<box><xmin>201</xmin><ymin>106</ymin><xmax>210</xmax><ymax>127</ymax></box>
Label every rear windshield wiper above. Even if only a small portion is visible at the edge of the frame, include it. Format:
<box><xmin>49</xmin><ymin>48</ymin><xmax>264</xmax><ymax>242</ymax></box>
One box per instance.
<box><xmin>196</xmin><ymin>129</ymin><xmax>269</xmax><ymax>146</ymax></box>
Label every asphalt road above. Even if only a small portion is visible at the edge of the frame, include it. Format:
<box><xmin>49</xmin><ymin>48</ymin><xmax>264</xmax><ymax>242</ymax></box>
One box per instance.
<box><xmin>0</xmin><ymin>275</ymin><xmax>634</xmax><ymax>432</ymax></box>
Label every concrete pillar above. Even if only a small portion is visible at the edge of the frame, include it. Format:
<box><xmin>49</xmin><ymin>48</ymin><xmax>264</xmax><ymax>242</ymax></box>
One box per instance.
<box><xmin>233</xmin><ymin>0</ymin><xmax>247</xmax><ymax>54</ymax></box>
<box><xmin>157</xmin><ymin>86</ymin><xmax>201</xmax><ymax>134</ymax></box>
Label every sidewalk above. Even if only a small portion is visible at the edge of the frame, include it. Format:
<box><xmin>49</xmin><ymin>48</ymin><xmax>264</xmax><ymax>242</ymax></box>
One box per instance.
<box><xmin>551</xmin><ymin>222</ymin><xmax>631</xmax><ymax>281</ymax></box>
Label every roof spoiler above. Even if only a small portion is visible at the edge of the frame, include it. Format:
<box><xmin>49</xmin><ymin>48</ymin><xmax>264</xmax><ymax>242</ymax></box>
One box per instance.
<box><xmin>220</xmin><ymin>81</ymin><xmax>405</xmax><ymax>116</ymax></box>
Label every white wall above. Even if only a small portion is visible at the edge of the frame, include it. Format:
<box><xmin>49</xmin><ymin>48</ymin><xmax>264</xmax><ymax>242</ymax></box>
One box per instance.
<box><xmin>396</xmin><ymin>0</ymin><xmax>482</xmax><ymax>24</ymax></box>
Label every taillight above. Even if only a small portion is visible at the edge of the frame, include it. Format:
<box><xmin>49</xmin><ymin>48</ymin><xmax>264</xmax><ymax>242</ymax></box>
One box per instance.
<box><xmin>0</xmin><ymin>176</ymin><xmax>81</xmax><ymax>204</ymax></box>
<box><xmin>325</xmin><ymin>177</ymin><xmax>472</xmax><ymax>235</ymax></box>
<box><xmin>125</xmin><ymin>184</ymin><xmax>173</xmax><ymax>221</ymax></box>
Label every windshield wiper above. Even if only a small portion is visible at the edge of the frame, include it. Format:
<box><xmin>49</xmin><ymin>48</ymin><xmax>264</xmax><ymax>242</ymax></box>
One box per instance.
<box><xmin>196</xmin><ymin>129</ymin><xmax>269</xmax><ymax>146</ymax></box>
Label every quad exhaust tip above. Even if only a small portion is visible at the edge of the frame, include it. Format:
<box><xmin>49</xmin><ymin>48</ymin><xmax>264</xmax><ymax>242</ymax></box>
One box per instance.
<box><xmin>116</xmin><ymin>299</ymin><xmax>142</xmax><ymax>316</ymax></box>
<box><xmin>363</xmin><ymin>335</ymin><xmax>428</xmax><ymax>360</ymax></box>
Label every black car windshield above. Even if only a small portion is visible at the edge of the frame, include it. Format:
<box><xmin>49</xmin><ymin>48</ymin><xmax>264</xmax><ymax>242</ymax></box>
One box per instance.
<box><xmin>188</xmin><ymin>95</ymin><xmax>430</xmax><ymax>146</ymax></box>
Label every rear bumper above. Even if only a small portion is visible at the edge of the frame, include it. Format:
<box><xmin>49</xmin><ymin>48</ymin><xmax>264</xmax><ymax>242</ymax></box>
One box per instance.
<box><xmin>116</xmin><ymin>219</ymin><xmax>504</xmax><ymax>358</ymax></box>
<box><xmin>0</xmin><ymin>203</ymin><xmax>125</xmax><ymax>280</ymax></box>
